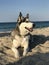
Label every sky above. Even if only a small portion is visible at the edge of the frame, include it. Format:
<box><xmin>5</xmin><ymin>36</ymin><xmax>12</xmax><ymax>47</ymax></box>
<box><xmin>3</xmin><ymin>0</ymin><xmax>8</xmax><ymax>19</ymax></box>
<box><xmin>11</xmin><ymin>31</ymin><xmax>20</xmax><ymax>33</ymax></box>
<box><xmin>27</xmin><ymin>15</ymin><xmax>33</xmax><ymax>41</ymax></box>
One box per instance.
<box><xmin>0</xmin><ymin>0</ymin><xmax>49</xmax><ymax>22</ymax></box>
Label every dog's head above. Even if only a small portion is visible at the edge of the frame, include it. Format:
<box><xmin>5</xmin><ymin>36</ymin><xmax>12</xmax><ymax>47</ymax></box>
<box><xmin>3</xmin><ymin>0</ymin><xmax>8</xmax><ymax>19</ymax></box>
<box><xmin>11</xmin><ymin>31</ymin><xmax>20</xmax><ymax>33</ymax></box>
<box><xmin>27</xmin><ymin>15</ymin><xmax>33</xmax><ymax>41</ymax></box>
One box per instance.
<box><xmin>11</xmin><ymin>14</ymin><xmax>35</xmax><ymax>37</ymax></box>
<box><xmin>17</xmin><ymin>17</ymin><xmax>35</xmax><ymax>36</ymax></box>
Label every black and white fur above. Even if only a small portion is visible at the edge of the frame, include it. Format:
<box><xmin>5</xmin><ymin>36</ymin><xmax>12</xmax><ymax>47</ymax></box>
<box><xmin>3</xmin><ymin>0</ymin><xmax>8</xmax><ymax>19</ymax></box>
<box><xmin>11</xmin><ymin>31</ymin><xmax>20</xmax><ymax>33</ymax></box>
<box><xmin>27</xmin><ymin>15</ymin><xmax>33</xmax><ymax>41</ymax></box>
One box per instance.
<box><xmin>11</xmin><ymin>13</ymin><xmax>35</xmax><ymax>58</ymax></box>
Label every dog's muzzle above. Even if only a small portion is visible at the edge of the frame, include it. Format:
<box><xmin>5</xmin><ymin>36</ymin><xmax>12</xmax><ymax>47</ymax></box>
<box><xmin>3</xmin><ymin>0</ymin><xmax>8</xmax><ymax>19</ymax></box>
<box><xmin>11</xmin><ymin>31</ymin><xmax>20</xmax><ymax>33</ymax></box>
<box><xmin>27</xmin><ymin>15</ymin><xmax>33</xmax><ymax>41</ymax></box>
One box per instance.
<box><xmin>25</xmin><ymin>23</ymin><xmax>35</xmax><ymax>32</ymax></box>
<box><xmin>25</xmin><ymin>27</ymin><xmax>33</xmax><ymax>32</ymax></box>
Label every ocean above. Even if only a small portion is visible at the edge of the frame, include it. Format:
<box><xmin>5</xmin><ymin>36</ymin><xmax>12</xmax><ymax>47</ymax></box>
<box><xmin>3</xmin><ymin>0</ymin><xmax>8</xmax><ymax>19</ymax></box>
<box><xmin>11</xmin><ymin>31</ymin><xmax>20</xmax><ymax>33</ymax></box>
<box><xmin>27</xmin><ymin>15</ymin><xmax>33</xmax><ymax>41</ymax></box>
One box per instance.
<box><xmin>0</xmin><ymin>21</ymin><xmax>49</xmax><ymax>32</ymax></box>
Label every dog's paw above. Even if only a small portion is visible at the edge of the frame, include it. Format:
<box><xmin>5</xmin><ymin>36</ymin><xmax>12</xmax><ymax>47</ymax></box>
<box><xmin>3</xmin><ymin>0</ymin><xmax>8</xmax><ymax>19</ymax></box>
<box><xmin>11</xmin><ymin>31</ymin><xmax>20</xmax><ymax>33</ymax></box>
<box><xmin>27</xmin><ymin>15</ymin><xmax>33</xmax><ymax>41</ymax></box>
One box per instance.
<box><xmin>15</xmin><ymin>55</ymin><xmax>20</xmax><ymax>59</ymax></box>
<box><xmin>23</xmin><ymin>52</ymin><xmax>27</xmax><ymax>56</ymax></box>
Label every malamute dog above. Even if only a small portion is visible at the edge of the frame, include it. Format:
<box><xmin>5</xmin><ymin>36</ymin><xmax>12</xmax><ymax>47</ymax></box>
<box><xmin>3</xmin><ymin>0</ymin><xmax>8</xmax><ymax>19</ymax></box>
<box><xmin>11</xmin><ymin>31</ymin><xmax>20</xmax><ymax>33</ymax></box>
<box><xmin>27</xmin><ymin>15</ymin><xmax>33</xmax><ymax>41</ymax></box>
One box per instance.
<box><xmin>11</xmin><ymin>12</ymin><xmax>35</xmax><ymax>58</ymax></box>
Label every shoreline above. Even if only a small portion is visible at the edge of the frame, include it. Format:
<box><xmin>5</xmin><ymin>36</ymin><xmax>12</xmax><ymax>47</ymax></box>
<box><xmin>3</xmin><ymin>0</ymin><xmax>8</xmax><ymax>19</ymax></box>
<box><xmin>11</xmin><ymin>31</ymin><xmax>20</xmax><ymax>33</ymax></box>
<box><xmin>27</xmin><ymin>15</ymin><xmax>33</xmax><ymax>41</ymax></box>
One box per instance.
<box><xmin>0</xmin><ymin>31</ymin><xmax>11</xmax><ymax>37</ymax></box>
<box><xmin>0</xmin><ymin>31</ymin><xmax>11</xmax><ymax>33</ymax></box>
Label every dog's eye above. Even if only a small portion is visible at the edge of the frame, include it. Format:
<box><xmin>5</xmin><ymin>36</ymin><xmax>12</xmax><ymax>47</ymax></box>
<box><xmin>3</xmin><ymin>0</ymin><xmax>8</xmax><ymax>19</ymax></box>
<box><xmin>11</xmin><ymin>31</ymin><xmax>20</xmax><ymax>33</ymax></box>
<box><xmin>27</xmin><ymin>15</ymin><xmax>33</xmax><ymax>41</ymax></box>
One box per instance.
<box><xmin>26</xmin><ymin>21</ymin><xmax>29</xmax><ymax>23</ymax></box>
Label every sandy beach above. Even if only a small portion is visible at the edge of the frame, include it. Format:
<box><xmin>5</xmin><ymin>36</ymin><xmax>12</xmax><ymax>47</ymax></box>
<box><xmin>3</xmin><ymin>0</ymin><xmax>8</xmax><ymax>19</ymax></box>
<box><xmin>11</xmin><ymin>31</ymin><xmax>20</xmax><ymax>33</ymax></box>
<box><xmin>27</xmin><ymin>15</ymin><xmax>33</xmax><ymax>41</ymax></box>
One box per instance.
<box><xmin>0</xmin><ymin>27</ymin><xmax>49</xmax><ymax>65</ymax></box>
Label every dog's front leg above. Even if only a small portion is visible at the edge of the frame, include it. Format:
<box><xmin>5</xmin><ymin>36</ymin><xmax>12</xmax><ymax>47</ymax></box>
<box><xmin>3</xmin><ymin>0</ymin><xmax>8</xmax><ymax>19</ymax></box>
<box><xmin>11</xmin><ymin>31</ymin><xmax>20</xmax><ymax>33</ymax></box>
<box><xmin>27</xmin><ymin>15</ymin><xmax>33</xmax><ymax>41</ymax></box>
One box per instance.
<box><xmin>11</xmin><ymin>39</ymin><xmax>20</xmax><ymax>58</ymax></box>
<box><xmin>23</xmin><ymin>41</ymin><xmax>29</xmax><ymax>56</ymax></box>
<box><xmin>12</xmin><ymin>47</ymin><xmax>20</xmax><ymax>58</ymax></box>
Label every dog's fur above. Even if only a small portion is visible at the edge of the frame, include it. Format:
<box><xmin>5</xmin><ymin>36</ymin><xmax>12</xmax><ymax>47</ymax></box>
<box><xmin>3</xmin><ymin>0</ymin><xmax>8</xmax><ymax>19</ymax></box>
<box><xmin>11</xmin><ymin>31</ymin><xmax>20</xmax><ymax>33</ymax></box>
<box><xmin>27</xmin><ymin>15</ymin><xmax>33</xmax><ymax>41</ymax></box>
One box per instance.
<box><xmin>11</xmin><ymin>13</ymin><xmax>35</xmax><ymax>58</ymax></box>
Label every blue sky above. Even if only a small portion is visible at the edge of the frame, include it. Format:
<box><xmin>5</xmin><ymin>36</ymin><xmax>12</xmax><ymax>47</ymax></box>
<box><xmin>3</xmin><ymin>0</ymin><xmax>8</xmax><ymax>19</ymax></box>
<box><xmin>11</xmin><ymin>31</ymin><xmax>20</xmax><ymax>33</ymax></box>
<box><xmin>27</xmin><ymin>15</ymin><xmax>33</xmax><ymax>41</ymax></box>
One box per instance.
<box><xmin>0</xmin><ymin>0</ymin><xmax>49</xmax><ymax>22</ymax></box>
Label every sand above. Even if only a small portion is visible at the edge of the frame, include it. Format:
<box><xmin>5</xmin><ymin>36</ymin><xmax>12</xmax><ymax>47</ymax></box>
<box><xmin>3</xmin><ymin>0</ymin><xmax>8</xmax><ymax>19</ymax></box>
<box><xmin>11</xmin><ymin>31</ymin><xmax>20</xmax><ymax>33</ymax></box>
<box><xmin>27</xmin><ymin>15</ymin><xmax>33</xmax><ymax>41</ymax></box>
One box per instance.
<box><xmin>0</xmin><ymin>27</ymin><xmax>49</xmax><ymax>65</ymax></box>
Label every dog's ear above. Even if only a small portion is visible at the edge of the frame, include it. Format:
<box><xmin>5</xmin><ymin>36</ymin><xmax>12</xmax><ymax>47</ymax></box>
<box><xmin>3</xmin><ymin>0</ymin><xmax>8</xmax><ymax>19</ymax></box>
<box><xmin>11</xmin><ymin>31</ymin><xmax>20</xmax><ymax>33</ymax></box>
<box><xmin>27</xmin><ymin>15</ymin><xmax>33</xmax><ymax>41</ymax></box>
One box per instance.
<box><xmin>19</xmin><ymin>12</ymin><xmax>22</xmax><ymax>17</ymax></box>
<box><xmin>17</xmin><ymin>17</ymin><xmax>22</xmax><ymax>25</ymax></box>
<box><xmin>17</xmin><ymin>12</ymin><xmax>23</xmax><ymax>23</ymax></box>
<box><xmin>18</xmin><ymin>17</ymin><xmax>26</xmax><ymax>25</ymax></box>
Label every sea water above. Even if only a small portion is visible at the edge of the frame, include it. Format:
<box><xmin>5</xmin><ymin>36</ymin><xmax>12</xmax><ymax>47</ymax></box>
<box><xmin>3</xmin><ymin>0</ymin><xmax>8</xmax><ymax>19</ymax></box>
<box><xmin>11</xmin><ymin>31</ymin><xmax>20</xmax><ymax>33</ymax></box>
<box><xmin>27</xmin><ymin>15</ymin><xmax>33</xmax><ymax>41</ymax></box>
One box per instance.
<box><xmin>0</xmin><ymin>21</ymin><xmax>49</xmax><ymax>32</ymax></box>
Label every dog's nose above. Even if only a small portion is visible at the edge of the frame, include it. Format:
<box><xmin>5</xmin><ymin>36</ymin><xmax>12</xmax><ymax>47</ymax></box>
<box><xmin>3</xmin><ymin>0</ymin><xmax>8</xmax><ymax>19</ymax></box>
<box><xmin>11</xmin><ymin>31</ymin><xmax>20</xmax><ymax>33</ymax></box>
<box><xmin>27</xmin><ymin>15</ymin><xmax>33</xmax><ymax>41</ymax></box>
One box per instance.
<box><xmin>33</xmin><ymin>23</ymin><xmax>35</xmax><ymax>28</ymax></box>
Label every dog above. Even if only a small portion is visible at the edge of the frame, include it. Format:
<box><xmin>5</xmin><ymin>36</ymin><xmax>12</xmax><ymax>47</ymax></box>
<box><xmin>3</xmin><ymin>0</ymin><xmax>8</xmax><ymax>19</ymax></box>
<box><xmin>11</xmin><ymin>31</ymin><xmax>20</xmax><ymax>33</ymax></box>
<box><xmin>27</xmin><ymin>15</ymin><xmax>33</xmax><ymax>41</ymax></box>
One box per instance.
<box><xmin>11</xmin><ymin>12</ymin><xmax>35</xmax><ymax>58</ymax></box>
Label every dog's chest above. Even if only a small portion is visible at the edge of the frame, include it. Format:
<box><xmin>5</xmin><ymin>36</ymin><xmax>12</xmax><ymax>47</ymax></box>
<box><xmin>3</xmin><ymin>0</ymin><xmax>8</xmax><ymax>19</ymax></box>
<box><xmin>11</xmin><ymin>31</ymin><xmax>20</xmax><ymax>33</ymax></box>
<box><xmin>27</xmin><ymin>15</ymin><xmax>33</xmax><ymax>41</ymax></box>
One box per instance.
<box><xmin>15</xmin><ymin>35</ymin><xmax>30</xmax><ymax>44</ymax></box>
<box><xmin>21</xmin><ymin>36</ymin><xmax>30</xmax><ymax>46</ymax></box>
<box><xmin>21</xmin><ymin>37</ymin><xmax>27</xmax><ymax>44</ymax></box>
